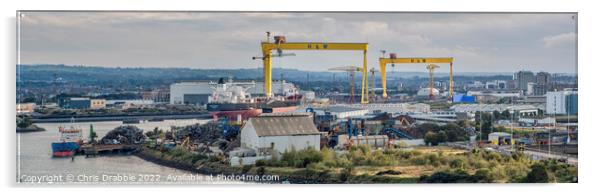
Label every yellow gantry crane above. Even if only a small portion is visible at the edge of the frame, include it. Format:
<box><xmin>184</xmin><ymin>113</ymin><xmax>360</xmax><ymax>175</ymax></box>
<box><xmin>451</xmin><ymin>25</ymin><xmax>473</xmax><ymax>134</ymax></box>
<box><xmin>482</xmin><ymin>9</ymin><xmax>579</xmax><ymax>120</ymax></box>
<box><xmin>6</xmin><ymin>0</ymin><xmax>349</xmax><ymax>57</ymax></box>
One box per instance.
<box><xmin>426</xmin><ymin>64</ymin><xmax>440</xmax><ymax>100</ymax></box>
<box><xmin>256</xmin><ymin>32</ymin><xmax>370</xmax><ymax>104</ymax></box>
<box><xmin>378</xmin><ymin>53</ymin><xmax>454</xmax><ymax>99</ymax></box>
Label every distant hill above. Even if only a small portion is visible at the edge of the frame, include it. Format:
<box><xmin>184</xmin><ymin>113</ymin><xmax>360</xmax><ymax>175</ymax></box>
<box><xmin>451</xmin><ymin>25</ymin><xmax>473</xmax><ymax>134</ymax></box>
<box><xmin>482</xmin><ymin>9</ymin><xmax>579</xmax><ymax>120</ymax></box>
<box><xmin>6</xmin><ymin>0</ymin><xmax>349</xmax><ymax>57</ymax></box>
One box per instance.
<box><xmin>16</xmin><ymin>64</ymin><xmax>516</xmax><ymax>82</ymax></box>
<box><xmin>16</xmin><ymin>64</ymin><xmax>524</xmax><ymax>90</ymax></box>
<box><xmin>17</xmin><ymin>64</ymin><xmax>345</xmax><ymax>84</ymax></box>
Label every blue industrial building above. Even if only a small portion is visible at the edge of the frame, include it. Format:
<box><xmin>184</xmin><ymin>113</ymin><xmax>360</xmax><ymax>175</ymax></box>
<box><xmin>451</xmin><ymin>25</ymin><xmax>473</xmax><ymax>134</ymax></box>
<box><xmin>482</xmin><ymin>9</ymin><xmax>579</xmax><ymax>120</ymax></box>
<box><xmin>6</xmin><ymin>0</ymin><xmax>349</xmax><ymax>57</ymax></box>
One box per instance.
<box><xmin>59</xmin><ymin>97</ymin><xmax>91</xmax><ymax>109</ymax></box>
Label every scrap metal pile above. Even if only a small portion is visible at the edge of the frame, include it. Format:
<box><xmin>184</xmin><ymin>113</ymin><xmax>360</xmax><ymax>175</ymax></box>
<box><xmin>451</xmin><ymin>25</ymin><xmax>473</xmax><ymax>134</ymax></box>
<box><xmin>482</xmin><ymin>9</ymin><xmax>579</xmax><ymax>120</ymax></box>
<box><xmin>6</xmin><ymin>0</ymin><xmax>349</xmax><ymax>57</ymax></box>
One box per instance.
<box><xmin>176</xmin><ymin>123</ymin><xmax>223</xmax><ymax>145</ymax></box>
<box><xmin>101</xmin><ymin>125</ymin><xmax>146</xmax><ymax>145</ymax></box>
<box><xmin>175</xmin><ymin>122</ymin><xmax>240</xmax><ymax>151</ymax></box>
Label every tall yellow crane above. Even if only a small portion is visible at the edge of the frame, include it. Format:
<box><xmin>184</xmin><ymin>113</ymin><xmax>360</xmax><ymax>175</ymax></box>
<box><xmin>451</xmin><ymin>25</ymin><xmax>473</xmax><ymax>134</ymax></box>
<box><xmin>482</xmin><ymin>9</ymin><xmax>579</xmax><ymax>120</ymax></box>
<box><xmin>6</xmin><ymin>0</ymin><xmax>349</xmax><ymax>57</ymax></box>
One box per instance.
<box><xmin>328</xmin><ymin>66</ymin><xmax>364</xmax><ymax>104</ymax></box>
<box><xmin>426</xmin><ymin>64</ymin><xmax>440</xmax><ymax>100</ymax></box>
<box><xmin>378</xmin><ymin>53</ymin><xmax>454</xmax><ymax>99</ymax></box>
<box><xmin>256</xmin><ymin>32</ymin><xmax>370</xmax><ymax>104</ymax></box>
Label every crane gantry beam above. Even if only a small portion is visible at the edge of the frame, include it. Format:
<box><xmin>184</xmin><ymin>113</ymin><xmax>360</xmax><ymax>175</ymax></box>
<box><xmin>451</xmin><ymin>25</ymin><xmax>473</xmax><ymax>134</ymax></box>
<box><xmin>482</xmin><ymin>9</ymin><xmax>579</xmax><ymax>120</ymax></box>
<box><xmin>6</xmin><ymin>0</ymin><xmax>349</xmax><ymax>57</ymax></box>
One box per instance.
<box><xmin>378</xmin><ymin>57</ymin><xmax>454</xmax><ymax>99</ymax></box>
<box><xmin>260</xmin><ymin>38</ymin><xmax>370</xmax><ymax>104</ymax></box>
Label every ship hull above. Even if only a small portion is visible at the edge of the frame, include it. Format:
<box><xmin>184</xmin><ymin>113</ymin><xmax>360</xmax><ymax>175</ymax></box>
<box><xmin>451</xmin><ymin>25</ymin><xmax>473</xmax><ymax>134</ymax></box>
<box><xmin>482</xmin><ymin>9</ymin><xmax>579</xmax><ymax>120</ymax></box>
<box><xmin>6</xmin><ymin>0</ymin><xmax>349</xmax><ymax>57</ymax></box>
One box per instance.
<box><xmin>207</xmin><ymin>103</ymin><xmax>254</xmax><ymax>112</ymax></box>
<box><xmin>51</xmin><ymin>142</ymin><xmax>80</xmax><ymax>157</ymax></box>
<box><xmin>53</xmin><ymin>151</ymin><xmax>75</xmax><ymax>157</ymax></box>
<box><xmin>210</xmin><ymin>105</ymin><xmax>300</xmax><ymax>121</ymax></box>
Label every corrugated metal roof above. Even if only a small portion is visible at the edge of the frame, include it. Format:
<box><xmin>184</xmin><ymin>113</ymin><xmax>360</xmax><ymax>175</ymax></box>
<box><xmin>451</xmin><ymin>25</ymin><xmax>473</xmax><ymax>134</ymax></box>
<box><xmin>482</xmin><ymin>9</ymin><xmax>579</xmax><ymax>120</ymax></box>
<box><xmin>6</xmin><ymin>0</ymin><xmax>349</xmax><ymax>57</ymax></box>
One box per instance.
<box><xmin>249</xmin><ymin>115</ymin><xmax>319</xmax><ymax>137</ymax></box>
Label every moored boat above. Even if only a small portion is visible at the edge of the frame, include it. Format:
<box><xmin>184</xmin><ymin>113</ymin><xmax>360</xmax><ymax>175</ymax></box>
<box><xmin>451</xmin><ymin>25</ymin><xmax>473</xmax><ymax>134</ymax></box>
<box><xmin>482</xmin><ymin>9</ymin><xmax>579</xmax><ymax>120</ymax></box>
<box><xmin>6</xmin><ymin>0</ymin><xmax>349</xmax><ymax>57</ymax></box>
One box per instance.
<box><xmin>51</xmin><ymin>125</ymin><xmax>83</xmax><ymax>157</ymax></box>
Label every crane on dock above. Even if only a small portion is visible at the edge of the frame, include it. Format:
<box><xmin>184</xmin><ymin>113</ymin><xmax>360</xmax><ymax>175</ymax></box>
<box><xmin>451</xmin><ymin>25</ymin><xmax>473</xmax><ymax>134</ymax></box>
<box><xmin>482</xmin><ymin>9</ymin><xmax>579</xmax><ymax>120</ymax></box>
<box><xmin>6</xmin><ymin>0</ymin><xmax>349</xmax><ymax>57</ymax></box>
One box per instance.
<box><xmin>255</xmin><ymin>32</ymin><xmax>370</xmax><ymax>104</ymax></box>
<box><xmin>378</xmin><ymin>53</ymin><xmax>454</xmax><ymax>100</ymax></box>
<box><xmin>426</xmin><ymin>64</ymin><xmax>440</xmax><ymax>100</ymax></box>
<box><xmin>328</xmin><ymin>66</ymin><xmax>364</xmax><ymax>104</ymax></box>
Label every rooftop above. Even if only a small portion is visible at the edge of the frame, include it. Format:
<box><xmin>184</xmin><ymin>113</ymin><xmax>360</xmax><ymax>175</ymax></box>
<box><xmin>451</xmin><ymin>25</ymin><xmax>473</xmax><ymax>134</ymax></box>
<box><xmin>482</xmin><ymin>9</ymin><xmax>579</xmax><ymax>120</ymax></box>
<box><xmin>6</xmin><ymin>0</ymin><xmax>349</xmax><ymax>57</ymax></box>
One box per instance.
<box><xmin>326</xmin><ymin>106</ymin><xmax>369</xmax><ymax>113</ymax></box>
<box><xmin>249</xmin><ymin>114</ymin><xmax>319</xmax><ymax>137</ymax></box>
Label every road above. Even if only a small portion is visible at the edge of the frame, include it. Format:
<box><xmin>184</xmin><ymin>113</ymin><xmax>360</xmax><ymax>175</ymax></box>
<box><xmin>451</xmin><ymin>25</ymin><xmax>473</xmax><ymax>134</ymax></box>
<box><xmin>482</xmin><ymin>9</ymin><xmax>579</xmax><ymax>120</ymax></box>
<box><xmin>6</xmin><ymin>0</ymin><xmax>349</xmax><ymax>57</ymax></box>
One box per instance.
<box><xmin>447</xmin><ymin>142</ymin><xmax>578</xmax><ymax>166</ymax></box>
<box><xmin>497</xmin><ymin>145</ymin><xmax>578</xmax><ymax>166</ymax></box>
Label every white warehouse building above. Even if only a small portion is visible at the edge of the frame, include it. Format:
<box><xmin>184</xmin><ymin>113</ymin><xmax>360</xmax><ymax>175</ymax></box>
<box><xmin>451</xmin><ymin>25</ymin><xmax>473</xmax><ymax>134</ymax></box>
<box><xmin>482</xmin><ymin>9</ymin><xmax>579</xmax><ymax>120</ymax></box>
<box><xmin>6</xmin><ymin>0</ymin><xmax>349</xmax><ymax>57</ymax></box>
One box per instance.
<box><xmin>240</xmin><ymin>114</ymin><xmax>320</xmax><ymax>155</ymax></box>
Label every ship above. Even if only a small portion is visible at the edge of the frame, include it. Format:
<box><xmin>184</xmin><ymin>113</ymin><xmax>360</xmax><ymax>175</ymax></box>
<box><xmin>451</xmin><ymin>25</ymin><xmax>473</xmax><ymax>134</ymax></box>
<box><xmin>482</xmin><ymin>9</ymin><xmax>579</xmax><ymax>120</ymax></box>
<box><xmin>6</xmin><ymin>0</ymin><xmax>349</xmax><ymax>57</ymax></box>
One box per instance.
<box><xmin>51</xmin><ymin>124</ymin><xmax>83</xmax><ymax>157</ymax></box>
<box><xmin>207</xmin><ymin>78</ymin><xmax>302</xmax><ymax>121</ymax></box>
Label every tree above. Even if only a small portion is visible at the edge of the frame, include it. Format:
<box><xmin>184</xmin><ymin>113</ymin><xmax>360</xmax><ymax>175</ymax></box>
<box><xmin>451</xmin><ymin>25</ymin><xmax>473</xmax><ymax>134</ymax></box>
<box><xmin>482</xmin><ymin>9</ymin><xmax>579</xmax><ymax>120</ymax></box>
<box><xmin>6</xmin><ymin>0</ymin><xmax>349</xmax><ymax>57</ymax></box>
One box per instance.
<box><xmin>441</xmin><ymin>123</ymin><xmax>468</xmax><ymax>142</ymax></box>
<box><xmin>501</xmin><ymin>110</ymin><xmax>511</xmax><ymax>120</ymax></box>
<box><xmin>417</xmin><ymin>123</ymin><xmax>440</xmax><ymax>133</ymax></box>
<box><xmin>475</xmin><ymin>112</ymin><xmax>494</xmax><ymax>140</ymax></box>
<box><xmin>493</xmin><ymin>110</ymin><xmax>501</xmax><ymax>120</ymax></box>
<box><xmin>424</xmin><ymin>131</ymin><xmax>439</xmax><ymax>146</ymax></box>
<box><xmin>16</xmin><ymin>115</ymin><xmax>32</xmax><ymax>128</ymax></box>
<box><xmin>436</xmin><ymin>131</ymin><xmax>448</xmax><ymax>144</ymax></box>
<box><xmin>525</xmin><ymin>163</ymin><xmax>550</xmax><ymax>183</ymax></box>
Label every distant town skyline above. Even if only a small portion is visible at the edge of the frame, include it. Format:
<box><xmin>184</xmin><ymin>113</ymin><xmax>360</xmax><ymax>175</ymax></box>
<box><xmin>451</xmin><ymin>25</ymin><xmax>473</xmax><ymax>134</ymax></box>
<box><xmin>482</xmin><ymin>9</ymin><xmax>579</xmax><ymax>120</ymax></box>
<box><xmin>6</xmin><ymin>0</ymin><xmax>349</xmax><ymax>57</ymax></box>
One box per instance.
<box><xmin>18</xmin><ymin>12</ymin><xmax>577</xmax><ymax>73</ymax></box>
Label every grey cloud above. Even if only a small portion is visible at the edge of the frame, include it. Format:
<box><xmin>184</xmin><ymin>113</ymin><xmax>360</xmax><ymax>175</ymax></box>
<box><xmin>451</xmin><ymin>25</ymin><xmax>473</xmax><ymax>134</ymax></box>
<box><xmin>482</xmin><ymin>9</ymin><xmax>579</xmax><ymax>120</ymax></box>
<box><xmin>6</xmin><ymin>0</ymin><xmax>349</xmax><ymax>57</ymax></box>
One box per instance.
<box><xmin>18</xmin><ymin>12</ymin><xmax>577</xmax><ymax>73</ymax></box>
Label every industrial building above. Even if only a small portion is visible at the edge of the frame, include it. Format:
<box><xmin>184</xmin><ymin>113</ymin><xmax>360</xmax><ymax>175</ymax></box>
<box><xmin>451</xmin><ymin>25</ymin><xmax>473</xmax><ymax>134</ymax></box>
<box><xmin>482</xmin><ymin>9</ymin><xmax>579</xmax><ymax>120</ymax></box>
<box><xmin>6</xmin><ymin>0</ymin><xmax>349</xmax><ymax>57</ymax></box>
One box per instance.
<box><xmin>516</xmin><ymin>95</ymin><xmax>546</xmax><ymax>111</ymax></box>
<box><xmin>240</xmin><ymin>113</ymin><xmax>320</xmax><ymax>154</ymax></box>
<box><xmin>169</xmin><ymin>80</ymin><xmax>297</xmax><ymax>105</ymax></box>
<box><xmin>416</xmin><ymin>87</ymin><xmax>440</xmax><ymax>97</ymax></box>
<box><xmin>452</xmin><ymin>93</ymin><xmax>476</xmax><ymax>103</ymax></box>
<box><xmin>488</xmin><ymin>132</ymin><xmax>513</xmax><ymax>145</ymax></box>
<box><xmin>451</xmin><ymin>104</ymin><xmax>539</xmax><ymax>116</ymax></box>
<box><xmin>106</xmin><ymin>99</ymin><xmax>154</xmax><ymax>109</ymax></box>
<box><xmin>58</xmin><ymin>97</ymin><xmax>106</xmax><ymax>109</ymax></box>
<box><xmin>318</xmin><ymin>106</ymin><xmax>370</xmax><ymax>119</ymax></box>
<box><xmin>518</xmin><ymin>117</ymin><xmax>556</xmax><ymax>127</ymax></box>
<box><xmin>466</xmin><ymin>90</ymin><xmax>521</xmax><ymax>103</ymax></box>
<box><xmin>485</xmin><ymin>80</ymin><xmax>507</xmax><ymax>89</ymax></box>
<box><xmin>546</xmin><ymin>90</ymin><xmax>578</xmax><ymax>115</ymax></box>
<box><xmin>344</xmin><ymin>103</ymin><xmax>431</xmax><ymax>114</ymax></box>
<box><xmin>16</xmin><ymin>103</ymin><xmax>35</xmax><ymax>114</ymax></box>
<box><xmin>90</xmin><ymin>99</ymin><xmax>106</xmax><ymax>109</ymax></box>
<box><xmin>141</xmin><ymin>89</ymin><xmax>170</xmax><ymax>103</ymax></box>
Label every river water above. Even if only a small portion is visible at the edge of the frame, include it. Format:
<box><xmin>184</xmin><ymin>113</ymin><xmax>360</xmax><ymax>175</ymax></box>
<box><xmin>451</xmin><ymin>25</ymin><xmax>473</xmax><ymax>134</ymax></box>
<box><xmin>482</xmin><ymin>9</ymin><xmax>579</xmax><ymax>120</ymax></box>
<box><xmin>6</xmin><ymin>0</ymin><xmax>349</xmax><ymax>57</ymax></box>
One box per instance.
<box><xmin>17</xmin><ymin>119</ymin><xmax>246</xmax><ymax>185</ymax></box>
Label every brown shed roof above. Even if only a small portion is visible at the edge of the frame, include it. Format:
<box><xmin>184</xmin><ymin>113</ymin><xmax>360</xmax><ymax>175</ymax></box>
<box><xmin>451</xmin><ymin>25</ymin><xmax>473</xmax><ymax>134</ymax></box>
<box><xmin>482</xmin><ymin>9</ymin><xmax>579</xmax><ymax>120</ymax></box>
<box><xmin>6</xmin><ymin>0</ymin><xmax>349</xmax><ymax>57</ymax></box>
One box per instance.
<box><xmin>249</xmin><ymin>115</ymin><xmax>320</xmax><ymax>137</ymax></box>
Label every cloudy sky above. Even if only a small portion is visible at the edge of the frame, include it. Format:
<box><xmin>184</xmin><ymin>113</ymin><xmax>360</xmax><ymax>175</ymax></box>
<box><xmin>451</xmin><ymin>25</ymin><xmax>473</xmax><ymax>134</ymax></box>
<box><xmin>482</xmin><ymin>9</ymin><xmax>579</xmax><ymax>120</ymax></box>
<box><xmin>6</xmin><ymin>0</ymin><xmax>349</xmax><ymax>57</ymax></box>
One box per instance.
<box><xmin>18</xmin><ymin>12</ymin><xmax>577</xmax><ymax>73</ymax></box>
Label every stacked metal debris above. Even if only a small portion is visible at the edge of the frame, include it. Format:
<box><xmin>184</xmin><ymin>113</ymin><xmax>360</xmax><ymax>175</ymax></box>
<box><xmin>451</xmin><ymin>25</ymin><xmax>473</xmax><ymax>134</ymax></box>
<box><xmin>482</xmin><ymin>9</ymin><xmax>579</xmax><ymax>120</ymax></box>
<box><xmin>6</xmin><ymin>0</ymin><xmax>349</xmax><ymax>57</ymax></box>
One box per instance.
<box><xmin>174</xmin><ymin>122</ymin><xmax>243</xmax><ymax>152</ymax></box>
<box><xmin>101</xmin><ymin>125</ymin><xmax>146</xmax><ymax>144</ymax></box>
<box><xmin>176</xmin><ymin>122</ymin><xmax>222</xmax><ymax>145</ymax></box>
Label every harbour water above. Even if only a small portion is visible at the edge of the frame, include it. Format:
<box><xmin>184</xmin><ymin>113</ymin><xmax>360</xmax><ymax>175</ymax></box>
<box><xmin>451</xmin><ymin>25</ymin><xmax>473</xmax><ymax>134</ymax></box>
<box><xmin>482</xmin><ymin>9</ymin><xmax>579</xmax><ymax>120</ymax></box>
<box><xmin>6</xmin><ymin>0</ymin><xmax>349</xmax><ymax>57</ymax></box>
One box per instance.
<box><xmin>17</xmin><ymin>119</ymin><xmax>245</xmax><ymax>184</ymax></box>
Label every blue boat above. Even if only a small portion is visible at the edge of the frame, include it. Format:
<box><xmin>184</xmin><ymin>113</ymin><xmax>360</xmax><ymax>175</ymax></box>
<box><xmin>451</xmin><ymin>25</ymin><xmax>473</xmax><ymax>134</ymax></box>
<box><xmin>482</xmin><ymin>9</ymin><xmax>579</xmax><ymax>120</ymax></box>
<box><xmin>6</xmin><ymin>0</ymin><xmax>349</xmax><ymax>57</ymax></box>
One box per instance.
<box><xmin>51</xmin><ymin>123</ymin><xmax>83</xmax><ymax>157</ymax></box>
<box><xmin>51</xmin><ymin>142</ymin><xmax>80</xmax><ymax>157</ymax></box>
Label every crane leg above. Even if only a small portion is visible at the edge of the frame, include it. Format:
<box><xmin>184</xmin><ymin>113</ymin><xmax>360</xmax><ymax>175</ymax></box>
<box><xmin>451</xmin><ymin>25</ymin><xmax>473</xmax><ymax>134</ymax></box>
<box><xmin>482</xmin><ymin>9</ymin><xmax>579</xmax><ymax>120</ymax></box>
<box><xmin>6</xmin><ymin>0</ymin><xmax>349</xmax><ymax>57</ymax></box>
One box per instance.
<box><xmin>263</xmin><ymin>53</ymin><xmax>272</xmax><ymax>98</ymax></box>
<box><xmin>379</xmin><ymin>62</ymin><xmax>388</xmax><ymax>98</ymax></box>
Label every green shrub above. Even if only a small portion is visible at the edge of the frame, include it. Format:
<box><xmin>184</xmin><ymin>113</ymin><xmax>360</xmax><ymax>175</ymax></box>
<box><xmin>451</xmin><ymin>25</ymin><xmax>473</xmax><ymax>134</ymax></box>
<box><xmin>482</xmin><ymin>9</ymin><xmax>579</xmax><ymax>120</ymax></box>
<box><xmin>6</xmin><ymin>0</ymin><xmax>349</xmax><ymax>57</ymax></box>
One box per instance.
<box><xmin>241</xmin><ymin>165</ymin><xmax>253</xmax><ymax>174</ymax></box>
<box><xmin>524</xmin><ymin>163</ymin><xmax>550</xmax><ymax>183</ymax></box>
<box><xmin>255</xmin><ymin>159</ymin><xmax>267</xmax><ymax>167</ymax></box>
<box><xmin>280</xmin><ymin>147</ymin><xmax>323</xmax><ymax>168</ymax></box>
<box><xmin>472</xmin><ymin>168</ymin><xmax>495</xmax><ymax>183</ymax></box>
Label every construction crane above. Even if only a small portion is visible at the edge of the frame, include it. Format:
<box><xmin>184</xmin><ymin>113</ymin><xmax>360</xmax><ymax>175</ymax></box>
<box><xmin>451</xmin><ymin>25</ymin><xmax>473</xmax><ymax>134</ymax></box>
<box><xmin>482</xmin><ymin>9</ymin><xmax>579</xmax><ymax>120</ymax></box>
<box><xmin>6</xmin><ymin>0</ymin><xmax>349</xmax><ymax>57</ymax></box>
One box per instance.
<box><xmin>328</xmin><ymin>66</ymin><xmax>364</xmax><ymax>104</ymax></box>
<box><xmin>255</xmin><ymin>32</ymin><xmax>370</xmax><ymax>104</ymax></box>
<box><xmin>369</xmin><ymin>68</ymin><xmax>378</xmax><ymax>102</ymax></box>
<box><xmin>426</xmin><ymin>64</ymin><xmax>440</xmax><ymax>100</ymax></box>
<box><xmin>378</xmin><ymin>53</ymin><xmax>454</xmax><ymax>100</ymax></box>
